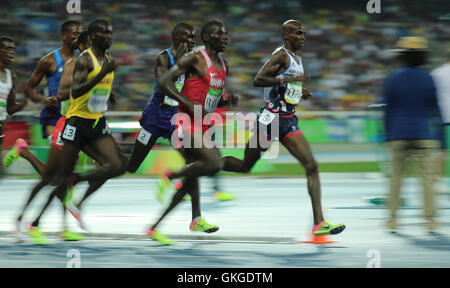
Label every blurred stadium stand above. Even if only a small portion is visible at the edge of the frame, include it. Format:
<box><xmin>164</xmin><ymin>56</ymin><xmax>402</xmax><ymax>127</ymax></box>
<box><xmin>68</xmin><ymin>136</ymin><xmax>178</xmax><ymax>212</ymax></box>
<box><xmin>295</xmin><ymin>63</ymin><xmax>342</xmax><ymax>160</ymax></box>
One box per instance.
<box><xmin>1</xmin><ymin>0</ymin><xmax>449</xmax><ymax>112</ymax></box>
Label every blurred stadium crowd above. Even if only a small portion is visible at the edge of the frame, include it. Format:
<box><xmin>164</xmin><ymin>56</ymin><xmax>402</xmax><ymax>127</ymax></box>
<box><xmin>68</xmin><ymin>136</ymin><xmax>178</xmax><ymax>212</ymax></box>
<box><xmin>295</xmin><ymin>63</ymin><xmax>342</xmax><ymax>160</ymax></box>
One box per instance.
<box><xmin>1</xmin><ymin>0</ymin><xmax>449</xmax><ymax>113</ymax></box>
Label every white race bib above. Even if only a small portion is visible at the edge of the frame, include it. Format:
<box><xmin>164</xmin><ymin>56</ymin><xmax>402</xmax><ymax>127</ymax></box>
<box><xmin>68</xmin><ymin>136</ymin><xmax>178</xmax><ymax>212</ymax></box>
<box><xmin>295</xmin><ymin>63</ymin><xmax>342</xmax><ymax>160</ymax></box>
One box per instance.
<box><xmin>204</xmin><ymin>87</ymin><xmax>222</xmax><ymax>113</ymax></box>
<box><xmin>258</xmin><ymin>109</ymin><xmax>276</xmax><ymax>125</ymax></box>
<box><xmin>88</xmin><ymin>88</ymin><xmax>110</xmax><ymax>113</ymax></box>
<box><xmin>284</xmin><ymin>82</ymin><xmax>302</xmax><ymax>105</ymax></box>
<box><xmin>62</xmin><ymin>124</ymin><xmax>76</xmax><ymax>141</ymax></box>
<box><xmin>137</xmin><ymin>128</ymin><xmax>151</xmax><ymax>145</ymax></box>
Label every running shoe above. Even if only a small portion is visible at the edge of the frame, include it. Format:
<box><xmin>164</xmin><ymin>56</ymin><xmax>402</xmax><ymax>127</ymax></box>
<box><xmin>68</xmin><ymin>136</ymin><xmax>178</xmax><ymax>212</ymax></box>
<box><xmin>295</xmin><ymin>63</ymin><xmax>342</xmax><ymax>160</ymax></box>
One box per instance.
<box><xmin>60</xmin><ymin>229</ymin><xmax>85</xmax><ymax>241</ymax></box>
<box><xmin>189</xmin><ymin>217</ymin><xmax>219</xmax><ymax>233</ymax></box>
<box><xmin>214</xmin><ymin>191</ymin><xmax>237</xmax><ymax>201</ymax></box>
<box><xmin>27</xmin><ymin>225</ymin><xmax>50</xmax><ymax>245</ymax></box>
<box><xmin>155</xmin><ymin>171</ymin><xmax>173</xmax><ymax>204</ymax></box>
<box><xmin>312</xmin><ymin>220</ymin><xmax>345</xmax><ymax>236</ymax></box>
<box><xmin>146</xmin><ymin>228</ymin><xmax>174</xmax><ymax>245</ymax></box>
<box><xmin>3</xmin><ymin>138</ymin><xmax>28</xmax><ymax>167</ymax></box>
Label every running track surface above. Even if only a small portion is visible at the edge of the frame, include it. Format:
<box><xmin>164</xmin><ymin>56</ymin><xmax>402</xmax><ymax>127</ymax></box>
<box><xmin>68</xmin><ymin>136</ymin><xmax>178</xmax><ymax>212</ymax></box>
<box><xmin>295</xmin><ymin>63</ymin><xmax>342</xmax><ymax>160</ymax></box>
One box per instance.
<box><xmin>0</xmin><ymin>176</ymin><xmax>448</xmax><ymax>268</ymax></box>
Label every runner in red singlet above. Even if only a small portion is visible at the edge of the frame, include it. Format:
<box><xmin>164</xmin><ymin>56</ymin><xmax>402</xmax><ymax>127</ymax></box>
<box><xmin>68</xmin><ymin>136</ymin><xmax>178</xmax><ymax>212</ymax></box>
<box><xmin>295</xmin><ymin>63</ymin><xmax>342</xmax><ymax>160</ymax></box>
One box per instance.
<box><xmin>146</xmin><ymin>20</ymin><xmax>231</xmax><ymax>245</ymax></box>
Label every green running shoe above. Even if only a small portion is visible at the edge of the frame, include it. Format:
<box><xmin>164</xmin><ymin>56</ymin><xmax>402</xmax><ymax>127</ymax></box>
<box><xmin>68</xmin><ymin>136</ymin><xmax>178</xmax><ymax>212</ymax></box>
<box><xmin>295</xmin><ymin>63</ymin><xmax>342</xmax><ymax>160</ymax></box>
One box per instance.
<box><xmin>27</xmin><ymin>225</ymin><xmax>50</xmax><ymax>245</ymax></box>
<box><xmin>146</xmin><ymin>228</ymin><xmax>174</xmax><ymax>245</ymax></box>
<box><xmin>312</xmin><ymin>220</ymin><xmax>345</xmax><ymax>236</ymax></box>
<box><xmin>155</xmin><ymin>172</ymin><xmax>173</xmax><ymax>204</ymax></box>
<box><xmin>190</xmin><ymin>217</ymin><xmax>219</xmax><ymax>233</ymax></box>
<box><xmin>3</xmin><ymin>138</ymin><xmax>27</xmax><ymax>167</ymax></box>
<box><xmin>214</xmin><ymin>191</ymin><xmax>237</xmax><ymax>201</ymax></box>
<box><xmin>60</xmin><ymin>229</ymin><xmax>85</xmax><ymax>241</ymax></box>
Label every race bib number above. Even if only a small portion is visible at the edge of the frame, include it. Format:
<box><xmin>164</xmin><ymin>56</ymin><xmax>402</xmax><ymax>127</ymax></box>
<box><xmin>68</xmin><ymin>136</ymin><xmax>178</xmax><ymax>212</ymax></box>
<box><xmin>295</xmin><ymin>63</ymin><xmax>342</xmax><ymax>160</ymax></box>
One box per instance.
<box><xmin>62</xmin><ymin>124</ymin><xmax>76</xmax><ymax>141</ymax></box>
<box><xmin>284</xmin><ymin>82</ymin><xmax>302</xmax><ymax>105</ymax></box>
<box><xmin>204</xmin><ymin>87</ymin><xmax>222</xmax><ymax>113</ymax></box>
<box><xmin>258</xmin><ymin>109</ymin><xmax>276</xmax><ymax>125</ymax></box>
<box><xmin>56</xmin><ymin>132</ymin><xmax>64</xmax><ymax>147</ymax></box>
<box><xmin>137</xmin><ymin>128</ymin><xmax>151</xmax><ymax>145</ymax></box>
<box><xmin>88</xmin><ymin>88</ymin><xmax>110</xmax><ymax>113</ymax></box>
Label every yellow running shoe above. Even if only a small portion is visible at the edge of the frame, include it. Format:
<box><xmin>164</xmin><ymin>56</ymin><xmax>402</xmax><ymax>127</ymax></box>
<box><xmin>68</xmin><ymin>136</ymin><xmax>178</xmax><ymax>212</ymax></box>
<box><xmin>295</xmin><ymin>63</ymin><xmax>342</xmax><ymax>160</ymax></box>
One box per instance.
<box><xmin>312</xmin><ymin>220</ymin><xmax>345</xmax><ymax>236</ymax></box>
<box><xmin>146</xmin><ymin>228</ymin><xmax>175</xmax><ymax>245</ymax></box>
<box><xmin>214</xmin><ymin>191</ymin><xmax>237</xmax><ymax>201</ymax></box>
<box><xmin>189</xmin><ymin>217</ymin><xmax>219</xmax><ymax>233</ymax></box>
<box><xmin>27</xmin><ymin>225</ymin><xmax>50</xmax><ymax>245</ymax></box>
<box><xmin>60</xmin><ymin>229</ymin><xmax>85</xmax><ymax>241</ymax></box>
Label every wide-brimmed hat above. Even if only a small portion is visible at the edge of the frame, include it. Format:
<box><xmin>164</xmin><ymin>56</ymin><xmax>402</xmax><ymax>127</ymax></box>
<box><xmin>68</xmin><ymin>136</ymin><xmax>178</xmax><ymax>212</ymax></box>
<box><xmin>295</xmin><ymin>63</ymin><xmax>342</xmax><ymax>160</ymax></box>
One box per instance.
<box><xmin>390</xmin><ymin>36</ymin><xmax>430</xmax><ymax>52</ymax></box>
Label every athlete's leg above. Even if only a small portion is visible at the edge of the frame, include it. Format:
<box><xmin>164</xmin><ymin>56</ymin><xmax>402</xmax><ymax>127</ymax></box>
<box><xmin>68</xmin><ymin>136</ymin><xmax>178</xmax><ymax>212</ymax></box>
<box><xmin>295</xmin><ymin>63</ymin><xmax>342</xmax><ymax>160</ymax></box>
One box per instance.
<box><xmin>30</xmin><ymin>144</ymin><xmax>80</xmax><ymax>227</ymax></box>
<box><xmin>222</xmin><ymin>133</ymin><xmax>266</xmax><ymax>173</ymax></box>
<box><xmin>16</xmin><ymin>145</ymin><xmax>61</xmax><ymax>224</ymax></box>
<box><xmin>3</xmin><ymin>138</ymin><xmax>47</xmax><ymax>177</ymax></box>
<box><xmin>127</xmin><ymin>134</ymin><xmax>159</xmax><ymax>173</ymax></box>
<box><xmin>168</xmin><ymin>131</ymin><xmax>224</xmax><ymax>179</ymax></box>
<box><xmin>74</xmin><ymin>135</ymin><xmax>126</xmax><ymax>184</ymax></box>
<box><xmin>151</xmin><ymin>176</ymin><xmax>198</xmax><ymax>230</ymax></box>
<box><xmin>18</xmin><ymin>147</ymin><xmax>47</xmax><ymax>177</ymax></box>
<box><xmin>76</xmin><ymin>146</ymin><xmax>128</xmax><ymax>209</ymax></box>
<box><xmin>281</xmin><ymin>133</ymin><xmax>324</xmax><ymax>225</ymax></box>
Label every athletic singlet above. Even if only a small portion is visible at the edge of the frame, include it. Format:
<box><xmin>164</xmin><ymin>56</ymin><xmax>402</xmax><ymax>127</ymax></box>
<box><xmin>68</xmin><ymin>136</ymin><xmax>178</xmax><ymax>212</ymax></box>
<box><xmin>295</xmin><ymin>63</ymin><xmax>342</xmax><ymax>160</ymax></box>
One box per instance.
<box><xmin>47</xmin><ymin>49</ymin><xmax>66</xmax><ymax>97</ymax></box>
<box><xmin>149</xmin><ymin>49</ymin><xmax>185</xmax><ymax>110</ymax></box>
<box><xmin>66</xmin><ymin>48</ymin><xmax>115</xmax><ymax>119</ymax></box>
<box><xmin>0</xmin><ymin>68</ymin><xmax>12</xmax><ymax>121</ymax></box>
<box><xmin>263</xmin><ymin>47</ymin><xmax>304</xmax><ymax>116</ymax></box>
<box><xmin>179</xmin><ymin>49</ymin><xmax>227</xmax><ymax>116</ymax></box>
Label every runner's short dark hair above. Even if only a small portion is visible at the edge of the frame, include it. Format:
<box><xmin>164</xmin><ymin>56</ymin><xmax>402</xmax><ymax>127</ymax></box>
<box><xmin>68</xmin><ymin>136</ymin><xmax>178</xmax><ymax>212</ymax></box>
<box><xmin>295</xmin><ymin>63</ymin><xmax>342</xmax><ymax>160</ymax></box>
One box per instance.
<box><xmin>61</xmin><ymin>20</ymin><xmax>81</xmax><ymax>33</ymax></box>
<box><xmin>200</xmin><ymin>20</ymin><xmax>224</xmax><ymax>43</ymax></box>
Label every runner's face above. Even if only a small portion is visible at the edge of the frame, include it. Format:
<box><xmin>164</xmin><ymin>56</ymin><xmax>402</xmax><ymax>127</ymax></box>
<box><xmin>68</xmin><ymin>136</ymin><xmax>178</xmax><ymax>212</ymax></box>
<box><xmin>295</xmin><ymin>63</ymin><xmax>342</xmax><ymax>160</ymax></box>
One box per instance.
<box><xmin>288</xmin><ymin>25</ymin><xmax>306</xmax><ymax>50</ymax></box>
<box><xmin>0</xmin><ymin>41</ymin><xmax>15</xmax><ymax>66</ymax></box>
<box><xmin>182</xmin><ymin>28</ymin><xmax>196</xmax><ymax>51</ymax></box>
<box><xmin>63</xmin><ymin>24</ymin><xmax>82</xmax><ymax>50</ymax></box>
<box><xmin>92</xmin><ymin>23</ymin><xmax>113</xmax><ymax>50</ymax></box>
<box><xmin>209</xmin><ymin>25</ymin><xmax>228</xmax><ymax>53</ymax></box>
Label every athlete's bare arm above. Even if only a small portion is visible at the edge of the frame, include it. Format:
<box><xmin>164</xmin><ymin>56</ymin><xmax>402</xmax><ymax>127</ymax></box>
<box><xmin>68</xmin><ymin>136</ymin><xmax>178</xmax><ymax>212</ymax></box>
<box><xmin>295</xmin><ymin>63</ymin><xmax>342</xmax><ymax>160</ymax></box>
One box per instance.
<box><xmin>218</xmin><ymin>61</ymin><xmax>238</xmax><ymax>107</ymax></box>
<box><xmin>155</xmin><ymin>51</ymin><xmax>172</xmax><ymax>83</ymax></box>
<box><xmin>71</xmin><ymin>53</ymin><xmax>115</xmax><ymax>98</ymax></box>
<box><xmin>159</xmin><ymin>51</ymin><xmax>204</xmax><ymax>114</ymax></box>
<box><xmin>109</xmin><ymin>91</ymin><xmax>119</xmax><ymax>104</ymax></box>
<box><xmin>7</xmin><ymin>73</ymin><xmax>27</xmax><ymax>115</ymax></box>
<box><xmin>254</xmin><ymin>50</ymin><xmax>308</xmax><ymax>87</ymax></box>
<box><xmin>253</xmin><ymin>50</ymin><xmax>289</xmax><ymax>87</ymax></box>
<box><xmin>56</xmin><ymin>59</ymin><xmax>76</xmax><ymax>102</ymax></box>
<box><xmin>24</xmin><ymin>54</ymin><xmax>57</xmax><ymax>106</ymax></box>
